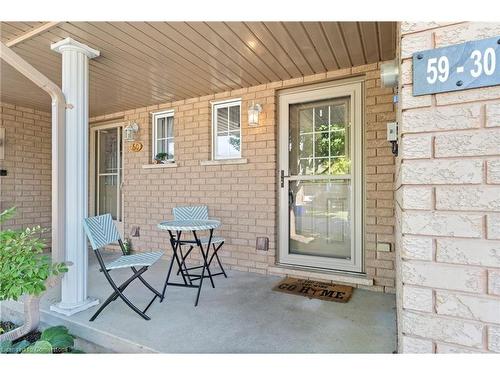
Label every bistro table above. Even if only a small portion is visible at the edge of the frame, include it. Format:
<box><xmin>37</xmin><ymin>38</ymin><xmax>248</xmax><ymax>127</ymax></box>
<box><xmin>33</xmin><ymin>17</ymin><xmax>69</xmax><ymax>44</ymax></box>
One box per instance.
<box><xmin>157</xmin><ymin>219</ymin><xmax>221</xmax><ymax>306</ymax></box>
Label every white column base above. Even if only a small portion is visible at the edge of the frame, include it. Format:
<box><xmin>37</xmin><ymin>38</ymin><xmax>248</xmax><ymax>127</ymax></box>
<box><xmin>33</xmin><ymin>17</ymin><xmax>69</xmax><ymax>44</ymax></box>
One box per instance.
<box><xmin>50</xmin><ymin>297</ymin><xmax>99</xmax><ymax>316</ymax></box>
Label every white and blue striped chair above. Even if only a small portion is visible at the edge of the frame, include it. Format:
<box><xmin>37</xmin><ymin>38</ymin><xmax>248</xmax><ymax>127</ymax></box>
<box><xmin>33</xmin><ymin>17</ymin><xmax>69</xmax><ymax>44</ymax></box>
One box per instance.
<box><xmin>83</xmin><ymin>214</ymin><xmax>163</xmax><ymax>321</ymax></box>
<box><xmin>172</xmin><ymin>205</ymin><xmax>227</xmax><ymax>281</ymax></box>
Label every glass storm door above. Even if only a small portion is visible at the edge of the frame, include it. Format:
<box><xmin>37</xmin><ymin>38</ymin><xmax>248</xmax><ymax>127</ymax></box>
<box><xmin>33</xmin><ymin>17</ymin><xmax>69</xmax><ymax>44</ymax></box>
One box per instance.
<box><xmin>95</xmin><ymin>127</ymin><xmax>123</xmax><ymax>229</ymax></box>
<box><xmin>278</xmin><ymin>81</ymin><xmax>363</xmax><ymax>272</ymax></box>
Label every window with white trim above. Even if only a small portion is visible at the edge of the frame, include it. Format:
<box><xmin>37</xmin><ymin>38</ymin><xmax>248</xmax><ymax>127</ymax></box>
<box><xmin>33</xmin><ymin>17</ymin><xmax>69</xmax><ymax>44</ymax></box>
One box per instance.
<box><xmin>152</xmin><ymin>110</ymin><xmax>174</xmax><ymax>162</ymax></box>
<box><xmin>212</xmin><ymin>99</ymin><xmax>241</xmax><ymax>160</ymax></box>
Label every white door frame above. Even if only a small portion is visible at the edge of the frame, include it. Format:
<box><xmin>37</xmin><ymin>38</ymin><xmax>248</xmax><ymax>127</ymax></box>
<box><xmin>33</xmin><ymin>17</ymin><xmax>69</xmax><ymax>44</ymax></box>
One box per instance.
<box><xmin>278</xmin><ymin>78</ymin><xmax>364</xmax><ymax>273</ymax></box>
<box><xmin>89</xmin><ymin>122</ymin><xmax>125</xmax><ymax>235</ymax></box>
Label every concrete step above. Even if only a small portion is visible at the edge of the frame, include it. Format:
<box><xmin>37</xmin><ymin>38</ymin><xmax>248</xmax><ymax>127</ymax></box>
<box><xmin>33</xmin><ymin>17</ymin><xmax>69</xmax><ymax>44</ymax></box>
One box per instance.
<box><xmin>1</xmin><ymin>299</ymin><xmax>157</xmax><ymax>353</ymax></box>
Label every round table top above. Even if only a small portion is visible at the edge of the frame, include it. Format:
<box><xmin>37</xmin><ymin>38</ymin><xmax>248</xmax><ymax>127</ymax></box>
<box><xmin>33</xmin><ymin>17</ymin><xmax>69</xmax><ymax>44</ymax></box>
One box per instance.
<box><xmin>157</xmin><ymin>219</ymin><xmax>221</xmax><ymax>231</ymax></box>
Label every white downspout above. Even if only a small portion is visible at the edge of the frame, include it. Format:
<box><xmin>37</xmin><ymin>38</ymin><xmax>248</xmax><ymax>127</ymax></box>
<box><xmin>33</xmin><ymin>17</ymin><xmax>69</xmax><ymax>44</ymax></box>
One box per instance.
<box><xmin>0</xmin><ymin>42</ymin><xmax>66</xmax><ymax>341</ymax></box>
<box><xmin>0</xmin><ymin>43</ymin><xmax>66</xmax><ymax>270</ymax></box>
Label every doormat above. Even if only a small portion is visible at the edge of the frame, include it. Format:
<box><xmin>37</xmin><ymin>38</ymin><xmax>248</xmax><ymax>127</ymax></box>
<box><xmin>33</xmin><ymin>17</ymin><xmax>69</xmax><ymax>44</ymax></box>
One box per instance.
<box><xmin>272</xmin><ymin>277</ymin><xmax>353</xmax><ymax>303</ymax></box>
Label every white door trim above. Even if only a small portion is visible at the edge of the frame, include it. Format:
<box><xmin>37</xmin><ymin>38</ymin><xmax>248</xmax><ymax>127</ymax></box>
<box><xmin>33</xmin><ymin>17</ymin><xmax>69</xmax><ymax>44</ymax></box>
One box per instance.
<box><xmin>278</xmin><ymin>79</ymin><xmax>364</xmax><ymax>273</ymax></box>
<box><xmin>89</xmin><ymin>122</ymin><xmax>125</xmax><ymax>235</ymax></box>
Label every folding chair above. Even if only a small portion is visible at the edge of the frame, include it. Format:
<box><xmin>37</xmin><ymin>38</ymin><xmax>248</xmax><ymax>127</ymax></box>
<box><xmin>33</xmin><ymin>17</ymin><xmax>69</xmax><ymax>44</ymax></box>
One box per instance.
<box><xmin>172</xmin><ymin>206</ymin><xmax>227</xmax><ymax>283</ymax></box>
<box><xmin>83</xmin><ymin>214</ymin><xmax>163</xmax><ymax>321</ymax></box>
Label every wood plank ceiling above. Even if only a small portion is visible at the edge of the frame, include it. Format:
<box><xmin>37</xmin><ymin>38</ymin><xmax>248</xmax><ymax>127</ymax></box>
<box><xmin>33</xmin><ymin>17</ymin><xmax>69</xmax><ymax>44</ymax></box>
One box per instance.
<box><xmin>0</xmin><ymin>22</ymin><xmax>396</xmax><ymax>116</ymax></box>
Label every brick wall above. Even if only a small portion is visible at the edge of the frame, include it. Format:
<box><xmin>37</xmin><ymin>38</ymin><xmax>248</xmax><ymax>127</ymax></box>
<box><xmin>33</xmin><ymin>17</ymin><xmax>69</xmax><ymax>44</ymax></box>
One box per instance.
<box><xmin>364</xmin><ymin>67</ymin><xmax>398</xmax><ymax>292</ymax></box>
<box><xmin>90</xmin><ymin>62</ymin><xmax>397</xmax><ymax>293</ymax></box>
<box><xmin>0</xmin><ymin>102</ymin><xmax>52</xmax><ymax>242</ymax></box>
<box><xmin>396</xmin><ymin>22</ymin><xmax>500</xmax><ymax>353</ymax></box>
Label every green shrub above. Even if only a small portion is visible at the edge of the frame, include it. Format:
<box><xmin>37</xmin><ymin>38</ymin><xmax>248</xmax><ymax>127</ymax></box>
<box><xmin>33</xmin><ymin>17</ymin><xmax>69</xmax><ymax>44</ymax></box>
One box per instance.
<box><xmin>0</xmin><ymin>207</ymin><xmax>67</xmax><ymax>301</ymax></box>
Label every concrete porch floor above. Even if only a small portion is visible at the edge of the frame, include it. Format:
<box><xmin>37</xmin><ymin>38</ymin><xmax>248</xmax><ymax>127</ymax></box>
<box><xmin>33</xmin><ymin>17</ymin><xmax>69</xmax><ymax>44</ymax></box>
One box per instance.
<box><xmin>16</xmin><ymin>251</ymin><xmax>397</xmax><ymax>353</ymax></box>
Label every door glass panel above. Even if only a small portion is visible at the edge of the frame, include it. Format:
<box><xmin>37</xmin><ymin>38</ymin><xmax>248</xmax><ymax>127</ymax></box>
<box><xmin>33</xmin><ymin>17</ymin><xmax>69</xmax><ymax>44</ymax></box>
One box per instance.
<box><xmin>96</xmin><ymin>128</ymin><xmax>121</xmax><ymax>221</ymax></box>
<box><xmin>118</xmin><ymin>127</ymin><xmax>123</xmax><ymax>222</ymax></box>
<box><xmin>289</xmin><ymin>98</ymin><xmax>350</xmax><ymax>176</ymax></box>
<box><xmin>98</xmin><ymin>129</ymin><xmax>118</xmax><ymax>174</ymax></box>
<box><xmin>287</xmin><ymin>96</ymin><xmax>352</xmax><ymax>260</ymax></box>
<box><xmin>98</xmin><ymin>175</ymin><xmax>118</xmax><ymax>219</ymax></box>
<box><xmin>299</xmin><ymin>108</ymin><xmax>313</xmax><ymax>132</ymax></box>
<box><xmin>289</xmin><ymin>180</ymin><xmax>351</xmax><ymax>259</ymax></box>
<box><xmin>314</xmin><ymin>105</ymin><xmax>329</xmax><ymax>131</ymax></box>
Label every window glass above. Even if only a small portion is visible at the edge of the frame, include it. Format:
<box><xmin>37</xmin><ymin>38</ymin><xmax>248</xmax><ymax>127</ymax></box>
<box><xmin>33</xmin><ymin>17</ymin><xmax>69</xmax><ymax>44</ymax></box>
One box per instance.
<box><xmin>153</xmin><ymin>112</ymin><xmax>174</xmax><ymax>161</ymax></box>
<box><xmin>213</xmin><ymin>101</ymin><xmax>241</xmax><ymax>159</ymax></box>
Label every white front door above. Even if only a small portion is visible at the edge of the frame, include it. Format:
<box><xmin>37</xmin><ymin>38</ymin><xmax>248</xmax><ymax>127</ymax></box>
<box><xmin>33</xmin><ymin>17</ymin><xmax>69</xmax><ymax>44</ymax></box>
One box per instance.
<box><xmin>92</xmin><ymin>125</ymin><xmax>124</xmax><ymax>235</ymax></box>
<box><xmin>278</xmin><ymin>80</ymin><xmax>363</xmax><ymax>273</ymax></box>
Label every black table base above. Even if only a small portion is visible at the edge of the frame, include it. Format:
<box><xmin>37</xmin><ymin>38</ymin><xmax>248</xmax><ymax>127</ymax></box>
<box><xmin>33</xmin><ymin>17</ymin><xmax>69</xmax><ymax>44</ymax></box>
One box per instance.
<box><xmin>160</xmin><ymin>228</ymin><xmax>225</xmax><ymax>306</ymax></box>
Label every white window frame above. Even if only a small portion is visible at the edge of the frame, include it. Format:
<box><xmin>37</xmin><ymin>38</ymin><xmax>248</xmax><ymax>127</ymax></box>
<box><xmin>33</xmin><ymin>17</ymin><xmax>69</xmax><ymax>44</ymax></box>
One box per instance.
<box><xmin>212</xmin><ymin>99</ymin><xmax>242</xmax><ymax>160</ymax></box>
<box><xmin>152</xmin><ymin>110</ymin><xmax>175</xmax><ymax>162</ymax></box>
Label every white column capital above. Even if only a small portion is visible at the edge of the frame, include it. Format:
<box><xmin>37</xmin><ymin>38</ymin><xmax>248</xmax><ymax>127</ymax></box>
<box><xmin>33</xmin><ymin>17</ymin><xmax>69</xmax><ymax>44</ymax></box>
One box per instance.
<box><xmin>51</xmin><ymin>37</ymin><xmax>100</xmax><ymax>59</ymax></box>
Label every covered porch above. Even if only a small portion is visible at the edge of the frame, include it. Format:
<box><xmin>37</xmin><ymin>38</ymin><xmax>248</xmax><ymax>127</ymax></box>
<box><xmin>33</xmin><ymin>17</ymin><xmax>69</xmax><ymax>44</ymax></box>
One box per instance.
<box><xmin>4</xmin><ymin>250</ymin><xmax>396</xmax><ymax>353</ymax></box>
<box><xmin>1</xmin><ymin>21</ymin><xmax>398</xmax><ymax>353</ymax></box>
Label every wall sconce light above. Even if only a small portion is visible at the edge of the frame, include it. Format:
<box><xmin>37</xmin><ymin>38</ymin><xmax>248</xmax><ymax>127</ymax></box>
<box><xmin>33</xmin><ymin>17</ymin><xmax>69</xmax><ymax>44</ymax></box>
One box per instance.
<box><xmin>248</xmin><ymin>101</ymin><xmax>262</xmax><ymax>127</ymax></box>
<box><xmin>123</xmin><ymin>121</ymin><xmax>139</xmax><ymax>142</ymax></box>
<box><xmin>380</xmin><ymin>59</ymin><xmax>399</xmax><ymax>88</ymax></box>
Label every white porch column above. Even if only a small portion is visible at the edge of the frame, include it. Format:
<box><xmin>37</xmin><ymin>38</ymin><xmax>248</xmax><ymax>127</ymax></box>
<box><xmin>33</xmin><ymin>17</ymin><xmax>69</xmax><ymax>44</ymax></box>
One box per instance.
<box><xmin>50</xmin><ymin>37</ymin><xmax>100</xmax><ymax>316</ymax></box>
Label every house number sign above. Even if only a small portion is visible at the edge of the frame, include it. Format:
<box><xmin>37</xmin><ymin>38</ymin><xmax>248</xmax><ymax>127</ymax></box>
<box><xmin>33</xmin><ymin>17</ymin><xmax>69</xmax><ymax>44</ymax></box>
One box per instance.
<box><xmin>413</xmin><ymin>36</ymin><xmax>500</xmax><ymax>96</ymax></box>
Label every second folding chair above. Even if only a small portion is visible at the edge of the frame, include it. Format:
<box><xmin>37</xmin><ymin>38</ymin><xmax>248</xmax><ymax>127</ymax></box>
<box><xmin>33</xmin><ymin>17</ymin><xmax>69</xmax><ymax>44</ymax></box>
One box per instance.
<box><xmin>172</xmin><ymin>205</ymin><xmax>227</xmax><ymax>283</ymax></box>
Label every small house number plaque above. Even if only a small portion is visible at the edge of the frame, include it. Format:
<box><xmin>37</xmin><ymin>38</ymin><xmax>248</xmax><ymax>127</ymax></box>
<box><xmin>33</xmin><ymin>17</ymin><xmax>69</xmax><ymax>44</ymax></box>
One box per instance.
<box><xmin>129</xmin><ymin>142</ymin><xmax>143</xmax><ymax>152</ymax></box>
<box><xmin>413</xmin><ymin>36</ymin><xmax>500</xmax><ymax>96</ymax></box>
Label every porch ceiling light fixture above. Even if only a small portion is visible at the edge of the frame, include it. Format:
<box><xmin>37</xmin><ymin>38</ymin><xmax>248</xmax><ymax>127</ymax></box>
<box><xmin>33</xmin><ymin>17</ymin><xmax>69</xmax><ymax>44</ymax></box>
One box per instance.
<box><xmin>123</xmin><ymin>121</ymin><xmax>139</xmax><ymax>142</ymax></box>
<box><xmin>248</xmin><ymin>101</ymin><xmax>262</xmax><ymax>127</ymax></box>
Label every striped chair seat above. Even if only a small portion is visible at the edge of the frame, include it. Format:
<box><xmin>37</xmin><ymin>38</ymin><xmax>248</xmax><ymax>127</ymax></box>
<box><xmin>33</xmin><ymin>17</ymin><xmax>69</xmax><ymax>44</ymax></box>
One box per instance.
<box><xmin>197</xmin><ymin>236</ymin><xmax>224</xmax><ymax>244</ymax></box>
<box><xmin>105</xmin><ymin>251</ymin><xmax>163</xmax><ymax>270</ymax></box>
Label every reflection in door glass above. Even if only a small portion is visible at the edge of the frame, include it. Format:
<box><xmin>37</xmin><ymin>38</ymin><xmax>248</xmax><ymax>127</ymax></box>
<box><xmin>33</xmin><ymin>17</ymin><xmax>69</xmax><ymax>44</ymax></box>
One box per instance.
<box><xmin>118</xmin><ymin>127</ymin><xmax>123</xmax><ymax>222</ymax></box>
<box><xmin>289</xmin><ymin>98</ymin><xmax>350</xmax><ymax>176</ymax></box>
<box><xmin>289</xmin><ymin>180</ymin><xmax>351</xmax><ymax>259</ymax></box>
<box><xmin>99</xmin><ymin>129</ymin><xmax>118</xmax><ymax>174</ymax></box>
<box><xmin>96</xmin><ymin>128</ymin><xmax>121</xmax><ymax>221</ymax></box>
<box><xmin>98</xmin><ymin>175</ymin><xmax>118</xmax><ymax>219</ymax></box>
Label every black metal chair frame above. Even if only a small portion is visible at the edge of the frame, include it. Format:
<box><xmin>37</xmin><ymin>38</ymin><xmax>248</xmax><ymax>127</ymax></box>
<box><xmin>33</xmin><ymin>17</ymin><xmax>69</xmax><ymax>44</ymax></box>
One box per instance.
<box><xmin>176</xmin><ymin>238</ymin><xmax>227</xmax><ymax>281</ymax></box>
<box><xmin>90</xmin><ymin>239</ymin><xmax>162</xmax><ymax>321</ymax></box>
<box><xmin>160</xmin><ymin>228</ymin><xmax>225</xmax><ymax>306</ymax></box>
